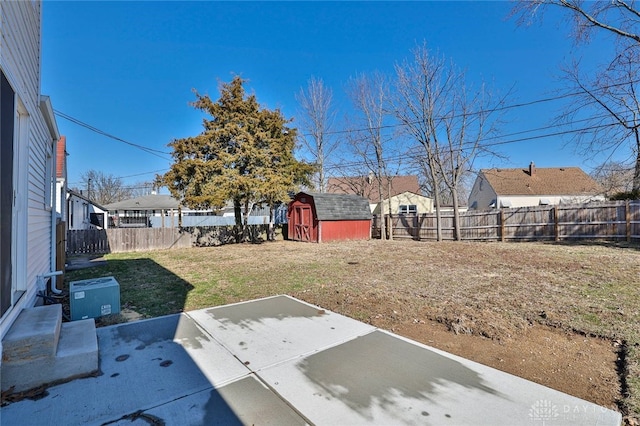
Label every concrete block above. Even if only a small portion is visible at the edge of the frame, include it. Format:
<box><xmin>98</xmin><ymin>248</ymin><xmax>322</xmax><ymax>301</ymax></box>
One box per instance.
<box><xmin>53</xmin><ymin>319</ymin><xmax>99</xmax><ymax>381</ymax></box>
<box><xmin>2</xmin><ymin>304</ymin><xmax>62</xmax><ymax>362</ymax></box>
<box><xmin>1</xmin><ymin>318</ymin><xmax>98</xmax><ymax>393</ymax></box>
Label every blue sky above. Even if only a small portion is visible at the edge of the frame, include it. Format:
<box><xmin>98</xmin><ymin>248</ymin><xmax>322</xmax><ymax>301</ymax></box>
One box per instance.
<box><xmin>41</xmin><ymin>1</ymin><xmax>616</xmax><ymax>191</ymax></box>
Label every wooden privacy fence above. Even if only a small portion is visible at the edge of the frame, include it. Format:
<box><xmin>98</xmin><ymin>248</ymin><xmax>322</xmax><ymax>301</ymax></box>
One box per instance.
<box><xmin>373</xmin><ymin>201</ymin><xmax>640</xmax><ymax>242</ymax></box>
<box><xmin>67</xmin><ymin>225</ymin><xmax>271</xmax><ymax>255</ymax></box>
<box><xmin>67</xmin><ymin>228</ymin><xmax>192</xmax><ymax>254</ymax></box>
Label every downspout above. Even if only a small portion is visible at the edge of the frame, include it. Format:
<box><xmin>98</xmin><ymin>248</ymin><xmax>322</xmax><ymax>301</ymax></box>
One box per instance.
<box><xmin>49</xmin><ymin>136</ymin><xmax>62</xmax><ymax>294</ymax></box>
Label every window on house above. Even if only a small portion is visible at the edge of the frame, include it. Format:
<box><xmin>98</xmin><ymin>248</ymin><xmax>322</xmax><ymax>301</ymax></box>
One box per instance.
<box><xmin>398</xmin><ymin>204</ymin><xmax>417</xmax><ymax>215</ymax></box>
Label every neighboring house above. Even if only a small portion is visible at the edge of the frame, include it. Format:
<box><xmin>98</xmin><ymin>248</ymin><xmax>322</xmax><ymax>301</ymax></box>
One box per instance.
<box><xmin>327</xmin><ymin>175</ymin><xmax>432</xmax><ymax>214</ymax></box>
<box><xmin>371</xmin><ymin>191</ymin><xmax>434</xmax><ymax>216</ymax></box>
<box><xmin>287</xmin><ymin>192</ymin><xmax>372</xmax><ymax>243</ymax></box>
<box><xmin>1</xmin><ymin>4</ymin><xmax>97</xmax><ymax>395</ymax></box>
<box><xmin>55</xmin><ymin>136</ymin><xmax>68</xmax><ymax>228</ymax></box>
<box><xmin>67</xmin><ymin>190</ymin><xmax>109</xmax><ymax>230</ymax></box>
<box><xmin>105</xmin><ymin>194</ymin><xmax>181</xmax><ymax>228</ymax></box>
<box><xmin>468</xmin><ymin>162</ymin><xmax>605</xmax><ymax>210</ymax></box>
<box><xmin>106</xmin><ymin>194</ymin><xmax>278</xmax><ymax>228</ymax></box>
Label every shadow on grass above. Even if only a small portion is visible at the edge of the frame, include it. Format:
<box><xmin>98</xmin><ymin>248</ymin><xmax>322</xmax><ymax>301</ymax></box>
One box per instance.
<box><xmin>542</xmin><ymin>240</ymin><xmax>640</xmax><ymax>251</ymax></box>
<box><xmin>63</xmin><ymin>257</ymin><xmax>194</xmax><ymax>326</ymax></box>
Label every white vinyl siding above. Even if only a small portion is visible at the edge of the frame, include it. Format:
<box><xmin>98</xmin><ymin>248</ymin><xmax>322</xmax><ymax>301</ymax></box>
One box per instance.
<box><xmin>0</xmin><ymin>1</ymin><xmax>56</xmax><ymax>339</ymax></box>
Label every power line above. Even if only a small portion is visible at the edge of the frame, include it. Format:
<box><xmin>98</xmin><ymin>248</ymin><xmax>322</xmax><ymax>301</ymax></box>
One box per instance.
<box><xmin>324</xmin><ymin>120</ymin><xmax>621</xmax><ymax>171</ymax></box>
<box><xmin>54</xmin><ymin>110</ymin><xmax>172</xmax><ymax>160</ymax></box>
<box><xmin>56</xmin><ymin>76</ymin><xmax>640</xmax><ymax>180</ymax></box>
<box><xmin>300</xmin><ymin>78</ymin><xmax>640</xmax><ymax>139</ymax></box>
<box><xmin>68</xmin><ymin>168</ymin><xmax>168</xmax><ymax>186</ymax></box>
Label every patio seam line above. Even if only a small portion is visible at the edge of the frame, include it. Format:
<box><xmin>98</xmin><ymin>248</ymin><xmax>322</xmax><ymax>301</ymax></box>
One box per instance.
<box><xmin>250</xmin><ymin>327</ymin><xmax>379</xmax><ymax>374</ymax></box>
<box><xmin>96</xmin><ymin>384</ymin><xmax>215</xmax><ymax>426</ymax></box>
<box><xmin>184</xmin><ymin>309</ymin><xmax>378</xmax><ymax>375</ymax></box>
<box><xmin>182</xmin><ymin>310</ymin><xmax>256</xmax><ymax>374</ymax></box>
<box><xmin>251</xmin><ymin>369</ymin><xmax>317</xmax><ymax>426</ymax></box>
<box><xmin>181</xmin><ymin>311</ymin><xmax>255</xmax><ymax>386</ymax></box>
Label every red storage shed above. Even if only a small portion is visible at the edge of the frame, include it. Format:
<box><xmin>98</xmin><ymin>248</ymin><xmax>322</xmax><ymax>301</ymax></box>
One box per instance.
<box><xmin>287</xmin><ymin>192</ymin><xmax>372</xmax><ymax>243</ymax></box>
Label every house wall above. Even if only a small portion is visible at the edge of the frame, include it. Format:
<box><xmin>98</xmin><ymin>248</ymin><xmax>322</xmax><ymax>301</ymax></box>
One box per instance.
<box><xmin>56</xmin><ymin>180</ymin><xmax>66</xmax><ymax>222</ymax></box>
<box><xmin>372</xmin><ymin>192</ymin><xmax>433</xmax><ymax>215</ymax></box>
<box><xmin>498</xmin><ymin>195</ymin><xmax>606</xmax><ymax>208</ymax></box>
<box><xmin>319</xmin><ymin>220</ymin><xmax>371</xmax><ymax>242</ymax></box>
<box><xmin>67</xmin><ymin>194</ymin><xmax>107</xmax><ymax>230</ymax></box>
<box><xmin>1</xmin><ymin>1</ymin><xmax>58</xmax><ymax>339</ymax></box>
<box><xmin>468</xmin><ymin>173</ymin><xmax>498</xmax><ymax>210</ymax></box>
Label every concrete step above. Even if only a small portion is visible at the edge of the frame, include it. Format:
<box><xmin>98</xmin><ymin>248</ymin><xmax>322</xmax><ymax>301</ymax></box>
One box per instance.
<box><xmin>2</xmin><ymin>304</ymin><xmax>62</xmax><ymax>362</ymax></box>
<box><xmin>1</xmin><ymin>305</ymin><xmax>99</xmax><ymax>393</ymax></box>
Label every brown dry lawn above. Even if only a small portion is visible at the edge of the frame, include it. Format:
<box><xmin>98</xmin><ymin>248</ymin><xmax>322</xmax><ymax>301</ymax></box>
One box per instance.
<box><xmin>66</xmin><ymin>240</ymin><xmax>640</xmax><ymax>423</ymax></box>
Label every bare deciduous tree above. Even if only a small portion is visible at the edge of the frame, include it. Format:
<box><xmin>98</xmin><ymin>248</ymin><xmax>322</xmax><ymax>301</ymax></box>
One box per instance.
<box><xmin>77</xmin><ymin>170</ymin><xmax>133</xmax><ymax>205</ymax></box>
<box><xmin>393</xmin><ymin>43</ymin><xmax>504</xmax><ymax>240</ymax></box>
<box><xmin>591</xmin><ymin>160</ymin><xmax>634</xmax><ymax>197</ymax></box>
<box><xmin>346</xmin><ymin>72</ymin><xmax>396</xmax><ymax>240</ymax></box>
<box><xmin>513</xmin><ymin>0</ymin><xmax>640</xmax><ymax>45</ymax></box>
<box><xmin>559</xmin><ymin>50</ymin><xmax>640</xmax><ymax>191</ymax></box>
<box><xmin>296</xmin><ymin>77</ymin><xmax>339</xmax><ymax>192</ymax></box>
<box><xmin>514</xmin><ymin>1</ymin><xmax>640</xmax><ymax>192</ymax></box>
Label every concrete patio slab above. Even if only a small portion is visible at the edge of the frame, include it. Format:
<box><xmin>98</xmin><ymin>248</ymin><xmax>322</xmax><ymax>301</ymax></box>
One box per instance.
<box><xmin>0</xmin><ymin>295</ymin><xmax>621</xmax><ymax>426</ymax></box>
<box><xmin>187</xmin><ymin>295</ymin><xmax>375</xmax><ymax>371</ymax></box>
<box><xmin>1</xmin><ymin>314</ymin><xmax>250</xmax><ymax>425</ymax></box>
<box><xmin>109</xmin><ymin>376</ymin><xmax>309</xmax><ymax>426</ymax></box>
<box><xmin>256</xmin><ymin>329</ymin><xmax>620</xmax><ymax>425</ymax></box>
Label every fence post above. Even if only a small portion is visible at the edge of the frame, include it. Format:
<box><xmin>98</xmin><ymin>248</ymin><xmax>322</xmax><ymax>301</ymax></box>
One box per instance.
<box><xmin>554</xmin><ymin>205</ymin><xmax>559</xmax><ymax>242</ymax></box>
<box><xmin>626</xmin><ymin>200</ymin><xmax>631</xmax><ymax>242</ymax></box>
<box><xmin>500</xmin><ymin>209</ymin><xmax>505</xmax><ymax>242</ymax></box>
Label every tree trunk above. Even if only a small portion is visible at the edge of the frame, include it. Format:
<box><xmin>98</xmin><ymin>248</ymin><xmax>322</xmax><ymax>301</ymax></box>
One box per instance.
<box><xmin>268</xmin><ymin>204</ymin><xmax>276</xmax><ymax>241</ymax></box>
<box><xmin>387</xmin><ymin>183</ymin><xmax>393</xmax><ymax>240</ymax></box>
<box><xmin>634</xmin><ymin>129</ymin><xmax>640</xmax><ymax>193</ymax></box>
<box><xmin>429</xmin><ymin>163</ymin><xmax>442</xmax><ymax>241</ymax></box>
<box><xmin>233</xmin><ymin>198</ymin><xmax>242</xmax><ymax>243</ymax></box>
<box><xmin>377</xmin><ymin>174</ymin><xmax>386</xmax><ymax>241</ymax></box>
<box><xmin>434</xmin><ymin>193</ymin><xmax>442</xmax><ymax>241</ymax></box>
<box><xmin>452</xmin><ymin>187</ymin><xmax>461</xmax><ymax>241</ymax></box>
<box><xmin>243</xmin><ymin>200</ymin><xmax>252</xmax><ymax>242</ymax></box>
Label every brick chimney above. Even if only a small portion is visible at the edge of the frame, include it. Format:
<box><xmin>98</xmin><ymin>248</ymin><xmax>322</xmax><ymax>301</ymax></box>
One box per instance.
<box><xmin>529</xmin><ymin>162</ymin><xmax>536</xmax><ymax>176</ymax></box>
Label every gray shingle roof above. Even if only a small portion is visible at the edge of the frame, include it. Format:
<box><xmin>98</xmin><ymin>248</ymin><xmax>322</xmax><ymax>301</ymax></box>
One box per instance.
<box><xmin>304</xmin><ymin>192</ymin><xmax>372</xmax><ymax>221</ymax></box>
<box><xmin>104</xmin><ymin>194</ymin><xmax>180</xmax><ymax>211</ymax></box>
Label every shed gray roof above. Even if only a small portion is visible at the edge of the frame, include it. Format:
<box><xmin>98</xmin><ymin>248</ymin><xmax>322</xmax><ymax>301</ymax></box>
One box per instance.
<box><xmin>304</xmin><ymin>192</ymin><xmax>372</xmax><ymax>221</ymax></box>
<box><xmin>104</xmin><ymin>194</ymin><xmax>180</xmax><ymax>211</ymax></box>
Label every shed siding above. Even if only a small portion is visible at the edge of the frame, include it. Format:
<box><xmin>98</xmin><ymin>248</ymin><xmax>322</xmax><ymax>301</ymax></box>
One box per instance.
<box><xmin>288</xmin><ymin>192</ymin><xmax>371</xmax><ymax>243</ymax></box>
<box><xmin>319</xmin><ymin>220</ymin><xmax>371</xmax><ymax>243</ymax></box>
<box><xmin>1</xmin><ymin>1</ymin><xmax>55</xmax><ymax>339</ymax></box>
